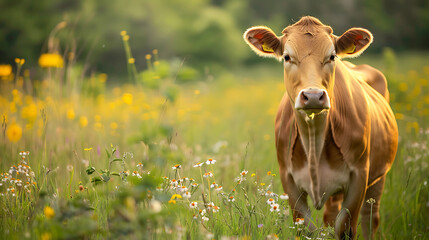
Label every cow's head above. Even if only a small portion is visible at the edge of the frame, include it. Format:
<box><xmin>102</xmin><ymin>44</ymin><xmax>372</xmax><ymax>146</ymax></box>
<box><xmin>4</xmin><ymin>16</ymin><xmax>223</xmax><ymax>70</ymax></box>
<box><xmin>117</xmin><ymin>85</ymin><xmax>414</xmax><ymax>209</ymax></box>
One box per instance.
<box><xmin>244</xmin><ymin>16</ymin><xmax>373</xmax><ymax>116</ymax></box>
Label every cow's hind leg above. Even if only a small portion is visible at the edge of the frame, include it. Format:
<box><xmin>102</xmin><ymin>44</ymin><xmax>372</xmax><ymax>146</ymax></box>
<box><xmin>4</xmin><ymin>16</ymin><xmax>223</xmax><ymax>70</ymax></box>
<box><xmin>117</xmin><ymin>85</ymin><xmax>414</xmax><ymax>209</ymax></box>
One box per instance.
<box><xmin>360</xmin><ymin>176</ymin><xmax>386</xmax><ymax>240</ymax></box>
<box><xmin>323</xmin><ymin>193</ymin><xmax>343</xmax><ymax>227</ymax></box>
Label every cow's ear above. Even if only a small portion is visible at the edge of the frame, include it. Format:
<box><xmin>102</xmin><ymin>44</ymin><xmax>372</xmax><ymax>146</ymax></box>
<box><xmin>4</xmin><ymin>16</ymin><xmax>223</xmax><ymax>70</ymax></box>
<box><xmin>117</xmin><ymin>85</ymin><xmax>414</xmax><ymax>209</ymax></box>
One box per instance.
<box><xmin>243</xmin><ymin>26</ymin><xmax>283</xmax><ymax>60</ymax></box>
<box><xmin>335</xmin><ymin>28</ymin><xmax>373</xmax><ymax>58</ymax></box>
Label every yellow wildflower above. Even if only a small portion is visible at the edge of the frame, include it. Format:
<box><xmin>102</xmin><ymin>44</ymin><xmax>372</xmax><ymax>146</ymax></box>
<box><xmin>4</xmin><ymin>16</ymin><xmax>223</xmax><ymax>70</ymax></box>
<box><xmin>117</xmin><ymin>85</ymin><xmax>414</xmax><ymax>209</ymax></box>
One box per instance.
<box><xmin>398</xmin><ymin>82</ymin><xmax>408</xmax><ymax>92</ymax></box>
<box><xmin>128</xmin><ymin>58</ymin><xmax>135</xmax><ymax>64</ymax></box>
<box><xmin>0</xmin><ymin>64</ymin><xmax>12</xmax><ymax>77</ymax></box>
<box><xmin>43</xmin><ymin>206</ymin><xmax>55</xmax><ymax>219</ymax></box>
<box><xmin>122</xmin><ymin>93</ymin><xmax>133</xmax><ymax>105</ymax></box>
<box><xmin>267</xmin><ymin>171</ymin><xmax>272</xmax><ymax>176</ymax></box>
<box><xmin>80</xmin><ymin>116</ymin><xmax>88</xmax><ymax>127</ymax></box>
<box><xmin>120</xmin><ymin>30</ymin><xmax>127</xmax><ymax>36</ymax></box>
<box><xmin>84</xmin><ymin>147</ymin><xmax>93</xmax><ymax>151</ymax></box>
<box><xmin>98</xmin><ymin>73</ymin><xmax>107</xmax><ymax>83</ymax></box>
<box><xmin>66</xmin><ymin>108</ymin><xmax>75</xmax><ymax>120</ymax></box>
<box><xmin>110</xmin><ymin>122</ymin><xmax>118</xmax><ymax>130</ymax></box>
<box><xmin>263</xmin><ymin>134</ymin><xmax>270</xmax><ymax>141</ymax></box>
<box><xmin>41</xmin><ymin>232</ymin><xmax>52</xmax><ymax>240</ymax></box>
<box><xmin>15</xmin><ymin>58</ymin><xmax>25</xmax><ymax>65</ymax></box>
<box><xmin>395</xmin><ymin>113</ymin><xmax>404</xmax><ymax>120</ymax></box>
<box><xmin>170</xmin><ymin>194</ymin><xmax>182</xmax><ymax>201</ymax></box>
<box><xmin>38</xmin><ymin>53</ymin><xmax>64</xmax><ymax>68</ymax></box>
<box><xmin>122</xmin><ymin>35</ymin><xmax>129</xmax><ymax>41</ymax></box>
<box><xmin>6</xmin><ymin>123</ymin><xmax>22</xmax><ymax>142</ymax></box>
<box><xmin>21</xmin><ymin>103</ymin><xmax>38</xmax><ymax>123</ymax></box>
<box><xmin>145</xmin><ymin>54</ymin><xmax>152</xmax><ymax>60</ymax></box>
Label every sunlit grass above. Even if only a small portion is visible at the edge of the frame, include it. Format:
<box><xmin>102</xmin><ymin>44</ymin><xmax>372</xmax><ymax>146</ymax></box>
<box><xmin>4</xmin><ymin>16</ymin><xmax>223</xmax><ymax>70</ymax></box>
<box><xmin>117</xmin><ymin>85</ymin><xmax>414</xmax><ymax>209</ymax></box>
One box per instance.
<box><xmin>0</xmin><ymin>32</ymin><xmax>428</xmax><ymax>239</ymax></box>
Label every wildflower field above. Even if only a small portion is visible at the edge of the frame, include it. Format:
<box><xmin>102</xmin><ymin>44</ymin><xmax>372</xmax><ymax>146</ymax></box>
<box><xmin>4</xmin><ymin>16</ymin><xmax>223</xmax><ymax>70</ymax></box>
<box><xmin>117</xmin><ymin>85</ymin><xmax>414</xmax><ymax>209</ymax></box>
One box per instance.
<box><xmin>0</xmin><ymin>29</ymin><xmax>428</xmax><ymax>239</ymax></box>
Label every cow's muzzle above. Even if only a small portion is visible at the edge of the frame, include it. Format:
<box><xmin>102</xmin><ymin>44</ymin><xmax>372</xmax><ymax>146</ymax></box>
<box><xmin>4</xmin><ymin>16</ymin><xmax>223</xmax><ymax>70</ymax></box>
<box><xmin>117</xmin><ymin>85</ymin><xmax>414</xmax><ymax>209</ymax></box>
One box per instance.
<box><xmin>295</xmin><ymin>89</ymin><xmax>330</xmax><ymax>113</ymax></box>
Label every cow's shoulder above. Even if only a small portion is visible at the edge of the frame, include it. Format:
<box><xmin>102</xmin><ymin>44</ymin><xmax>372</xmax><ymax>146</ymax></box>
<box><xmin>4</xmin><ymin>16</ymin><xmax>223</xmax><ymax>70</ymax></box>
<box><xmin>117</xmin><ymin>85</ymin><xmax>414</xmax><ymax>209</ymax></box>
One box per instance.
<box><xmin>342</xmin><ymin>61</ymin><xmax>389</xmax><ymax>101</ymax></box>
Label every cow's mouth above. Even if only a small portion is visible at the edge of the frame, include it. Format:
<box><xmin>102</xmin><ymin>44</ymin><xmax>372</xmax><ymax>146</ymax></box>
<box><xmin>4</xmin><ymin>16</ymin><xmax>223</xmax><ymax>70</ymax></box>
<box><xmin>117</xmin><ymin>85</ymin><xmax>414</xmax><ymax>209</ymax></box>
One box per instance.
<box><xmin>296</xmin><ymin>108</ymin><xmax>329</xmax><ymax>120</ymax></box>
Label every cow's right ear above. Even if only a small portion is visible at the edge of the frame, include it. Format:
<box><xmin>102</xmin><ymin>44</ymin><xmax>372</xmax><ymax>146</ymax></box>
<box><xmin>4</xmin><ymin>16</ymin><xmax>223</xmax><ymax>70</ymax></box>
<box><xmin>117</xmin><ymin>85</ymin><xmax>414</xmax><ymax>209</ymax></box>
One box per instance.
<box><xmin>243</xmin><ymin>26</ymin><xmax>283</xmax><ymax>60</ymax></box>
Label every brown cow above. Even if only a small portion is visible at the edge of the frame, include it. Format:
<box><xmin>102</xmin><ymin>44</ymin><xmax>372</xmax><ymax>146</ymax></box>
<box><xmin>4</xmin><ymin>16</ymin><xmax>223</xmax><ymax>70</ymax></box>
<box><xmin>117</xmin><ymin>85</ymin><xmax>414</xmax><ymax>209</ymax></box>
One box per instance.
<box><xmin>243</xmin><ymin>16</ymin><xmax>398</xmax><ymax>240</ymax></box>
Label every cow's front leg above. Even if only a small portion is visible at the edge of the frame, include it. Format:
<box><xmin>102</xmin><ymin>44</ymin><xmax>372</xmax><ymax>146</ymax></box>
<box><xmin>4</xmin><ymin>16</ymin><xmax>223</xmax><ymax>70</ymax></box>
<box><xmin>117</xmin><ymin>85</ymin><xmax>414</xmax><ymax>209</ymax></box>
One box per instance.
<box><xmin>281</xmin><ymin>173</ymin><xmax>314</xmax><ymax>229</ymax></box>
<box><xmin>360</xmin><ymin>176</ymin><xmax>386</xmax><ymax>240</ymax></box>
<box><xmin>335</xmin><ymin>170</ymin><xmax>368</xmax><ymax>240</ymax></box>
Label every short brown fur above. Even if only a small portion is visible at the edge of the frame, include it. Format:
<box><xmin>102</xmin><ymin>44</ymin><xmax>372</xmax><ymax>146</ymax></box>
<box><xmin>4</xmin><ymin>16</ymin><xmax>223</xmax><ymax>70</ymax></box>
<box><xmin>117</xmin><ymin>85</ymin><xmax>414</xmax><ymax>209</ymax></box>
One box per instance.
<box><xmin>244</xmin><ymin>16</ymin><xmax>398</xmax><ymax>240</ymax></box>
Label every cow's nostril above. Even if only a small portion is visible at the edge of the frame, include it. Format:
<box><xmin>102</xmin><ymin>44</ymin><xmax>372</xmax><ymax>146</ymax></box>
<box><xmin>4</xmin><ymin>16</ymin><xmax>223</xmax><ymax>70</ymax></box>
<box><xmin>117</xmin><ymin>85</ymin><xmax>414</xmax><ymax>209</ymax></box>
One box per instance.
<box><xmin>319</xmin><ymin>92</ymin><xmax>325</xmax><ymax>101</ymax></box>
<box><xmin>302</xmin><ymin>93</ymin><xmax>309</xmax><ymax>101</ymax></box>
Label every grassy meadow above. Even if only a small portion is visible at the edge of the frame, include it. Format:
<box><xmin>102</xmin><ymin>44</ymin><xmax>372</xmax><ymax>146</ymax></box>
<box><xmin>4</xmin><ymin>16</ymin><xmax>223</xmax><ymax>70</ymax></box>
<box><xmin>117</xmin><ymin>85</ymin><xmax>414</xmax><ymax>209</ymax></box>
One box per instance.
<box><xmin>0</xmin><ymin>32</ymin><xmax>428</xmax><ymax>239</ymax></box>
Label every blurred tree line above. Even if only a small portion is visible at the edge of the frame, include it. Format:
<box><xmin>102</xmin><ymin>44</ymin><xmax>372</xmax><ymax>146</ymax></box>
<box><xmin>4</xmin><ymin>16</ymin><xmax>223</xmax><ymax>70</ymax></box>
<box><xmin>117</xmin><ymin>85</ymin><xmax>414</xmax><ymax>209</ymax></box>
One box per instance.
<box><xmin>1</xmin><ymin>0</ymin><xmax>428</xmax><ymax>76</ymax></box>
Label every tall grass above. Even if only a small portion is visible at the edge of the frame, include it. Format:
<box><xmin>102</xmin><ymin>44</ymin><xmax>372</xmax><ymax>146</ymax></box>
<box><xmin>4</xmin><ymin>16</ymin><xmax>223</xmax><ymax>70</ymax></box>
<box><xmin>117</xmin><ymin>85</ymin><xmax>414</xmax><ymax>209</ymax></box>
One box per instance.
<box><xmin>0</xmin><ymin>30</ymin><xmax>428</xmax><ymax>239</ymax></box>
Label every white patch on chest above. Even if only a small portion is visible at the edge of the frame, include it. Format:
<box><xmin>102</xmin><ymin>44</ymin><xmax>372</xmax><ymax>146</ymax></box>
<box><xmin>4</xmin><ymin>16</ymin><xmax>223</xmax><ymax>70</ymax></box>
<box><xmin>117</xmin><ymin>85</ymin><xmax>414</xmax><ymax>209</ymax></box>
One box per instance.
<box><xmin>291</xmin><ymin>155</ymin><xmax>350</xmax><ymax>208</ymax></box>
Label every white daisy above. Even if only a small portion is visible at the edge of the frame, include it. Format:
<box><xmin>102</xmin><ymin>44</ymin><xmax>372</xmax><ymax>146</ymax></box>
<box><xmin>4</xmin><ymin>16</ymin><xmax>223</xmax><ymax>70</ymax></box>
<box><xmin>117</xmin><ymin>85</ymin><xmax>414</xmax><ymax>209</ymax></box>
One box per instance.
<box><xmin>280</xmin><ymin>193</ymin><xmax>289</xmax><ymax>200</ymax></box>
<box><xmin>205</xmin><ymin>158</ymin><xmax>216</xmax><ymax>165</ymax></box>
<box><xmin>270</xmin><ymin>203</ymin><xmax>280</xmax><ymax>212</ymax></box>
<box><xmin>266</xmin><ymin>198</ymin><xmax>275</xmax><ymax>205</ymax></box>
<box><xmin>183</xmin><ymin>191</ymin><xmax>192</xmax><ymax>199</ymax></box>
<box><xmin>193</xmin><ymin>162</ymin><xmax>204</xmax><ymax>168</ymax></box>
<box><xmin>189</xmin><ymin>201</ymin><xmax>198</xmax><ymax>209</ymax></box>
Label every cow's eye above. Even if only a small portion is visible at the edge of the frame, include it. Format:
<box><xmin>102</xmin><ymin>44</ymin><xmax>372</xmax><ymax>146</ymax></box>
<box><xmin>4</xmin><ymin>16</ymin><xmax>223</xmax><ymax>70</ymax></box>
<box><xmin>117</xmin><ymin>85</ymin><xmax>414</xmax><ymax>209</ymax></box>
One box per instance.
<box><xmin>330</xmin><ymin>54</ymin><xmax>336</xmax><ymax>61</ymax></box>
<box><xmin>284</xmin><ymin>55</ymin><xmax>291</xmax><ymax>62</ymax></box>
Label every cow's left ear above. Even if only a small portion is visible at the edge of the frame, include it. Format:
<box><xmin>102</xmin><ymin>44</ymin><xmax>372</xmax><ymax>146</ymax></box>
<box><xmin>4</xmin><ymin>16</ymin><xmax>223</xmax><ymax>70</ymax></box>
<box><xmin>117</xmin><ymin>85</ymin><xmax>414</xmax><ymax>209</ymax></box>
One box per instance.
<box><xmin>335</xmin><ymin>28</ymin><xmax>373</xmax><ymax>58</ymax></box>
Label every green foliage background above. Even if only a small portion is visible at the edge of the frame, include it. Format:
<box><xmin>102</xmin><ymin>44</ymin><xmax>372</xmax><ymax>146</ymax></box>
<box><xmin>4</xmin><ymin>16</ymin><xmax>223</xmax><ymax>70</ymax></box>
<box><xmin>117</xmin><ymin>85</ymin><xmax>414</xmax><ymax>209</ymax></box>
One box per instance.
<box><xmin>1</xmin><ymin>0</ymin><xmax>429</xmax><ymax>75</ymax></box>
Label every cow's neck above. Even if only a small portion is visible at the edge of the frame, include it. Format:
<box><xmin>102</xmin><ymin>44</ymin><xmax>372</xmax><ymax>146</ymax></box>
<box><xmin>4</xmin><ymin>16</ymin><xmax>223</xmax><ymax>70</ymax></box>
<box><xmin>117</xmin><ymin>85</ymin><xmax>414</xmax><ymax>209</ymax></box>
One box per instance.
<box><xmin>295</xmin><ymin>109</ymin><xmax>329</xmax><ymax>206</ymax></box>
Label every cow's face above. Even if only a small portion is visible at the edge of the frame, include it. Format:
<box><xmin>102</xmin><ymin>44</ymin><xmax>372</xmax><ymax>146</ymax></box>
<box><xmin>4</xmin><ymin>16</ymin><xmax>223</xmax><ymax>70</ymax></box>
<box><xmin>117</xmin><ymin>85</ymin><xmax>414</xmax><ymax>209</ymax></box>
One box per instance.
<box><xmin>244</xmin><ymin>16</ymin><xmax>373</xmax><ymax>115</ymax></box>
<box><xmin>281</xmin><ymin>29</ymin><xmax>335</xmax><ymax>115</ymax></box>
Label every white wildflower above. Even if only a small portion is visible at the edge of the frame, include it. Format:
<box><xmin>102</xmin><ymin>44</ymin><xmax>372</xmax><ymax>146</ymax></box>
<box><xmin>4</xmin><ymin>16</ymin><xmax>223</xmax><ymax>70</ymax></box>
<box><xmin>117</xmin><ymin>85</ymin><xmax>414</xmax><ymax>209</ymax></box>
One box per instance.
<box><xmin>266</xmin><ymin>198</ymin><xmax>275</xmax><ymax>205</ymax></box>
<box><xmin>270</xmin><ymin>203</ymin><xmax>280</xmax><ymax>212</ymax></box>
<box><xmin>189</xmin><ymin>201</ymin><xmax>198</xmax><ymax>209</ymax></box>
<box><xmin>280</xmin><ymin>193</ymin><xmax>289</xmax><ymax>200</ymax></box>
<box><xmin>205</xmin><ymin>158</ymin><xmax>216</xmax><ymax>165</ymax></box>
